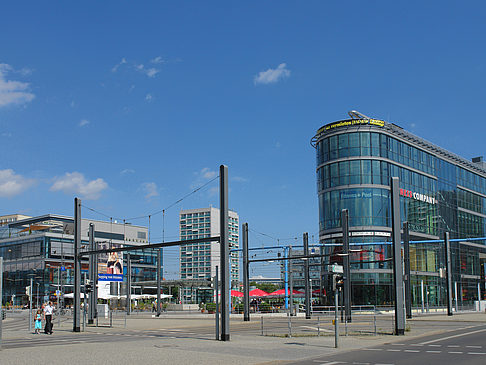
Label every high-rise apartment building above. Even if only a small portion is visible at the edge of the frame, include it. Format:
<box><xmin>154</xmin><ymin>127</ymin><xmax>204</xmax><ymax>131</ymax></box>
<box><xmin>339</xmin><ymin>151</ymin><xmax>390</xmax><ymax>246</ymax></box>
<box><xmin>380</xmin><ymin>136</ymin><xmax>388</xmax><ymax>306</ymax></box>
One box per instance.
<box><xmin>179</xmin><ymin>207</ymin><xmax>239</xmax><ymax>303</ymax></box>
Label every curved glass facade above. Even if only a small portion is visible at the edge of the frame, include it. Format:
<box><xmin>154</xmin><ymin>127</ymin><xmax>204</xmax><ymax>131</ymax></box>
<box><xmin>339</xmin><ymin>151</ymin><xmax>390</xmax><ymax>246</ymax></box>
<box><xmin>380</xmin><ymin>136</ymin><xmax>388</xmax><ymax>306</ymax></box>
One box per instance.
<box><xmin>313</xmin><ymin>118</ymin><xmax>486</xmax><ymax>307</ymax></box>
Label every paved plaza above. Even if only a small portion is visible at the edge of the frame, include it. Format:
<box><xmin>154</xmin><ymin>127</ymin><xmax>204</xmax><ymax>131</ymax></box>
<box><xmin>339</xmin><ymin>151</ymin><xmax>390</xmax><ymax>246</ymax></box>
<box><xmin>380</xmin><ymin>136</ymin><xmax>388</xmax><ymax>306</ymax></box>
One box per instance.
<box><xmin>1</xmin><ymin>310</ymin><xmax>486</xmax><ymax>364</ymax></box>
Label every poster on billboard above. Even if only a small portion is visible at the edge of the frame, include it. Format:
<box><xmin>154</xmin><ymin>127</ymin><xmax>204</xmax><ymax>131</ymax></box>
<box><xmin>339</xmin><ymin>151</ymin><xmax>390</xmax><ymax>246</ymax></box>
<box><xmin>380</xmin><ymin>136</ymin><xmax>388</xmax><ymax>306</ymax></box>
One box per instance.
<box><xmin>98</xmin><ymin>242</ymin><xmax>123</xmax><ymax>282</ymax></box>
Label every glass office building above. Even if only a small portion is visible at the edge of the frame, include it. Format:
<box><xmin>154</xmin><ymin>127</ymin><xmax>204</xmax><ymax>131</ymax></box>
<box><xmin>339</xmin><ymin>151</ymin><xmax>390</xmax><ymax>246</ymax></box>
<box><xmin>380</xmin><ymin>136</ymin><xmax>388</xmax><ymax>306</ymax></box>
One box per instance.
<box><xmin>312</xmin><ymin>113</ymin><xmax>486</xmax><ymax>307</ymax></box>
<box><xmin>0</xmin><ymin>214</ymin><xmax>155</xmax><ymax>307</ymax></box>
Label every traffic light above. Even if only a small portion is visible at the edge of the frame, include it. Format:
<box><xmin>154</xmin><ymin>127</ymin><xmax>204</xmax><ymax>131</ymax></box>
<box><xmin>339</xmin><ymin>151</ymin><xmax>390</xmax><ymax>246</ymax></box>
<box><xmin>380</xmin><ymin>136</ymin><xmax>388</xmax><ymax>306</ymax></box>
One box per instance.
<box><xmin>332</xmin><ymin>275</ymin><xmax>344</xmax><ymax>292</ymax></box>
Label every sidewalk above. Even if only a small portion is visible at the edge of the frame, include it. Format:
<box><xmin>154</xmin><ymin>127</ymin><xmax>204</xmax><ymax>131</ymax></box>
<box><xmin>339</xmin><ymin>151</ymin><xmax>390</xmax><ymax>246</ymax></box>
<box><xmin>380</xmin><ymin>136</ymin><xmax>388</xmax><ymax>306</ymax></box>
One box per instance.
<box><xmin>1</xmin><ymin>312</ymin><xmax>485</xmax><ymax>365</ymax></box>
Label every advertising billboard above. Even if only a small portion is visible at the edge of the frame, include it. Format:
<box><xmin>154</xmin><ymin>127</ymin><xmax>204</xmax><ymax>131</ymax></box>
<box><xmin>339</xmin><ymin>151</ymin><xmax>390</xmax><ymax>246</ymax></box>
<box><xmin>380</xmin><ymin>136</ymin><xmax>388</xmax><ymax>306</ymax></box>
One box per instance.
<box><xmin>98</xmin><ymin>242</ymin><xmax>123</xmax><ymax>282</ymax></box>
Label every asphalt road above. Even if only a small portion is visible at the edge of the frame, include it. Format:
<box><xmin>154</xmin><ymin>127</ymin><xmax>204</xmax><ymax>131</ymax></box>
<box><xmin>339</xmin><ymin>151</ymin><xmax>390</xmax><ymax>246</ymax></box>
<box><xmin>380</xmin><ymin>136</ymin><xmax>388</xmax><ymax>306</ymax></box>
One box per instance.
<box><xmin>290</xmin><ymin>324</ymin><xmax>486</xmax><ymax>365</ymax></box>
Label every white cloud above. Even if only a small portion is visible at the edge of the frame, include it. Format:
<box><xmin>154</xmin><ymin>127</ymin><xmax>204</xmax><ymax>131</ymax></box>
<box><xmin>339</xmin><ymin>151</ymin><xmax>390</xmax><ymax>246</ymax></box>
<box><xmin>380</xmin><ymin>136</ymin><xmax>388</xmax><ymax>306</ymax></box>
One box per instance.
<box><xmin>145</xmin><ymin>93</ymin><xmax>153</xmax><ymax>102</ymax></box>
<box><xmin>200</xmin><ymin>167</ymin><xmax>217</xmax><ymax>179</ymax></box>
<box><xmin>254</xmin><ymin>63</ymin><xmax>291</xmax><ymax>85</ymax></box>
<box><xmin>141</xmin><ymin>182</ymin><xmax>159</xmax><ymax>199</ymax></box>
<box><xmin>120</xmin><ymin>169</ymin><xmax>135</xmax><ymax>175</ymax></box>
<box><xmin>0</xmin><ymin>169</ymin><xmax>35</xmax><ymax>198</ymax></box>
<box><xmin>151</xmin><ymin>56</ymin><xmax>164</xmax><ymax>64</ymax></box>
<box><xmin>50</xmin><ymin>172</ymin><xmax>108</xmax><ymax>200</ymax></box>
<box><xmin>111</xmin><ymin>58</ymin><xmax>127</xmax><ymax>72</ymax></box>
<box><xmin>191</xmin><ymin>167</ymin><xmax>218</xmax><ymax>189</ymax></box>
<box><xmin>232</xmin><ymin>176</ymin><xmax>249</xmax><ymax>183</ymax></box>
<box><xmin>0</xmin><ymin>63</ymin><xmax>35</xmax><ymax>107</ymax></box>
<box><xmin>79</xmin><ymin>119</ymin><xmax>90</xmax><ymax>127</ymax></box>
<box><xmin>135</xmin><ymin>64</ymin><xmax>160</xmax><ymax>78</ymax></box>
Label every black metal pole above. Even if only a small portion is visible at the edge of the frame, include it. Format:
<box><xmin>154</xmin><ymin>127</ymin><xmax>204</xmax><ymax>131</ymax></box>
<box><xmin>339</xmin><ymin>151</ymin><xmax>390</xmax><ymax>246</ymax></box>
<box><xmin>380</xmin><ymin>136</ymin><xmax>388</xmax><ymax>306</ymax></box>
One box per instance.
<box><xmin>219</xmin><ymin>165</ymin><xmax>230</xmax><ymax>341</ymax></box>
<box><xmin>303</xmin><ymin>232</ymin><xmax>311</xmax><ymax>319</ymax></box>
<box><xmin>445</xmin><ymin>232</ymin><xmax>453</xmax><ymax>316</ymax></box>
<box><xmin>403</xmin><ymin>222</ymin><xmax>412</xmax><ymax>319</ymax></box>
<box><xmin>156</xmin><ymin>248</ymin><xmax>161</xmax><ymax>316</ymax></box>
<box><xmin>391</xmin><ymin>177</ymin><xmax>405</xmax><ymax>335</ymax></box>
<box><xmin>127</xmin><ymin>253</ymin><xmax>131</xmax><ymax>315</ymax></box>
<box><xmin>215</xmin><ymin>265</ymin><xmax>219</xmax><ymax>340</ymax></box>
<box><xmin>342</xmin><ymin>209</ymin><xmax>351</xmax><ymax>323</ymax></box>
<box><xmin>73</xmin><ymin>197</ymin><xmax>81</xmax><ymax>332</ymax></box>
<box><xmin>88</xmin><ymin>223</ymin><xmax>95</xmax><ymax>324</ymax></box>
<box><xmin>289</xmin><ymin>246</ymin><xmax>293</xmax><ymax>316</ymax></box>
<box><xmin>242</xmin><ymin>223</ymin><xmax>250</xmax><ymax>321</ymax></box>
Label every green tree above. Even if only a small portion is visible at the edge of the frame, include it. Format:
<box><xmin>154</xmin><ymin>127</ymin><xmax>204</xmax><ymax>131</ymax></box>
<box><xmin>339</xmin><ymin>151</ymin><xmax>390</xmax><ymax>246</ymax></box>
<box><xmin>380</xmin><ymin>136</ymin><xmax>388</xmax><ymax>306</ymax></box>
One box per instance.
<box><xmin>250</xmin><ymin>282</ymin><xmax>281</xmax><ymax>293</ymax></box>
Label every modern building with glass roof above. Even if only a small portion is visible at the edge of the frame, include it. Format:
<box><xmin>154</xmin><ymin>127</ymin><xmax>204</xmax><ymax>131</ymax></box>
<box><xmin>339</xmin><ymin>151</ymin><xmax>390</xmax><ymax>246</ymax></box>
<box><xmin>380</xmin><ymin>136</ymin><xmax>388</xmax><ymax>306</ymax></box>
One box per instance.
<box><xmin>312</xmin><ymin>111</ymin><xmax>486</xmax><ymax>307</ymax></box>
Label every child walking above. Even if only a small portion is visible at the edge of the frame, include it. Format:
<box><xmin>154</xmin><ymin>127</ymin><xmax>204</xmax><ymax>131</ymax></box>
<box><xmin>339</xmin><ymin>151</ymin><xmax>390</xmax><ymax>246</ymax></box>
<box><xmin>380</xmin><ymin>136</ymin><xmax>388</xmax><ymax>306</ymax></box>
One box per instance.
<box><xmin>34</xmin><ymin>309</ymin><xmax>42</xmax><ymax>334</ymax></box>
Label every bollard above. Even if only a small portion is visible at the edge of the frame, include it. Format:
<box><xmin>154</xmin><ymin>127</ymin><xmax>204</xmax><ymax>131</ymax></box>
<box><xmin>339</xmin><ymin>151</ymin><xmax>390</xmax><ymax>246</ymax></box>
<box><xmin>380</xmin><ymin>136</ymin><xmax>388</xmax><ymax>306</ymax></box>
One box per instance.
<box><xmin>109</xmin><ymin>310</ymin><xmax>113</xmax><ymax>327</ymax></box>
<box><xmin>317</xmin><ymin>316</ymin><xmax>320</xmax><ymax>337</ymax></box>
<box><xmin>373</xmin><ymin>307</ymin><xmax>377</xmax><ymax>336</ymax></box>
<box><xmin>82</xmin><ymin>306</ymin><xmax>86</xmax><ymax>332</ymax></box>
<box><xmin>345</xmin><ymin>314</ymin><xmax>348</xmax><ymax>336</ymax></box>
<box><xmin>261</xmin><ymin>316</ymin><xmax>264</xmax><ymax>336</ymax></box>
<box><xmin>288</xmin><ymin>313</ymin><xmax>292</xmax><ymax>338</ymax></box>
<box><xmin>124</xmin><ymin>312</ymin><xmax>127</xmax><ymax>328</ymax></box>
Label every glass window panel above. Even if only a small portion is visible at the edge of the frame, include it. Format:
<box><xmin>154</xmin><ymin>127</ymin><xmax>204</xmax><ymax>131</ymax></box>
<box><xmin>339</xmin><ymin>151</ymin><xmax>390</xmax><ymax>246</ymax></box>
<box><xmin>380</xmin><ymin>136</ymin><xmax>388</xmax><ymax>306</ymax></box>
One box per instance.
<box><xmin>329</xmin><ymin>135</ymin><xmax>338</xmax><ymax>160</ymax></box>
<box><xmin>339</xmin><ymin>161</ymin><xmax>350</xmax><ymax>185</ymax></box>
<box><xmin>338</xmin><ymin>134</ymin><xmax>349</xmax><ymax>158</ymax></box>
<box><xmin>360</xmin><ymin>132</ymin><xmax>370</xmax><ymax>156</ymax></box>
<box><xmin>330</xmin><ymin>163</ymin><xmax>339</xmax><ymax>187</ymax></box>
<box><xmin>371</xmin><ymin>133</ymin><xmax>380</xmax><ymax>156</ymax></box>
<box><xmin>361</xmin><ymin>160</ymin><xmax>372</xmax><ymax>184</ymax></box>
<box><xmin>349</xmin><ymin>160</ymin><xmax>360</xmax><ymax>185</ymax></box>
<box><xmin>348</xmin><ymin>133</ymin><xmax>360</xmax><ymax>157</ymax></box>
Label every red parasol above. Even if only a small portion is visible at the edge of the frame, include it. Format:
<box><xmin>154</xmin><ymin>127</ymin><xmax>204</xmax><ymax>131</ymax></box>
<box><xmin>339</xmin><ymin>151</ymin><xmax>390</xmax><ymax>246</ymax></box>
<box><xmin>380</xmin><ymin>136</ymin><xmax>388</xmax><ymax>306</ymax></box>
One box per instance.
<box><xmin>249</xmin><ymin>288</ymin><xmax>269</xmax><ymax>297</ymax></box>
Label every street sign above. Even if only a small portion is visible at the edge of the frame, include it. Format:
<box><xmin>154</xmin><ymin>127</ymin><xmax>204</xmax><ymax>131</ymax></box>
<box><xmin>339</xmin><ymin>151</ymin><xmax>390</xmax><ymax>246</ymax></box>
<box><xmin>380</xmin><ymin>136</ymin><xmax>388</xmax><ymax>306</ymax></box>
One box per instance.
<box><xmin>331</xmin><ymin>264</ymin><xmax>344</xmax><ymax>273</ymax></box>
<box><xmin>61</xmin><ymin>266</ymin><xmax>66</xmax><ymax>271</ymax></box>
<box><xmin>55</xmin><ymin>290</ymin><xmax>61</xmax><ymax>296</ymax></box>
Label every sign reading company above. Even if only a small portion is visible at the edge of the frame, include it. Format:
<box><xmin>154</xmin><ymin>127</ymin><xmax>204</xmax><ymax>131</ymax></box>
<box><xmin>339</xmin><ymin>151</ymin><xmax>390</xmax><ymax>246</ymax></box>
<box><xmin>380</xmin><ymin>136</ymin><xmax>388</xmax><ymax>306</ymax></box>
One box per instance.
<box><xmin>400</xmin><ymin>189</ymin><xmax>437</xmax><ymax>205</ymax></box>
<box><xmin>317</xmin><ymin>118</ymin><xmax>385</xmax><ymax>134</ymax></box>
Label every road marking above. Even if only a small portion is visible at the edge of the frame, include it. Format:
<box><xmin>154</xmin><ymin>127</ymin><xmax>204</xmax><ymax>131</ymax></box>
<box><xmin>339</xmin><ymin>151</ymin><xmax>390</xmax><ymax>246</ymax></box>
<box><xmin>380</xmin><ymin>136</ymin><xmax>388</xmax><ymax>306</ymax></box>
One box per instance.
<box><xmin>404</xmin><ymin>350</ymin><xmax>420</xmax><ymax>353</ymax></box>
<box><xmin>386</xmin><ymin>349</ymin><xmax>400</xmax><ymax>352</ymax></box>
<box><xmin>448</xmin><ymin>352</ymin><xmax>463</xmax><ymax>354</ymax></box>
<box><xmin>363</xmin><ymin>348</ymin><xmax>382</xmax><ymax>351</ymax></box>
<box><xmin>410</xmin><ymin>344</ymin><xmax>424</xmax><ymax>347</ymax></box>
<box><xmin>466</xmin><ymin>345</ymin><xmax>482</xmax><ymax>348</ymax></box>
<box><xmin>390</xmin><ymin>343</ymin><xmax>405</xmax><ymax>346</ymax></box>
<box><xmin>420</xmin><ymin>328</ymin><xmax>486</xmax><ymax>345</ymax></box>
<box><xmin>468</xmin><ymin>352</ymin><xmax>486</xmax><ymax>355</ymax></box>
<box><xmin>447</xmin><ymin>345</ymin><xmax>460</xmax><ymax>348</ymax></box>
<box><xmin>426</xmin><ymin>350</ymin><xmax>441</xmax><ymax>353</ymax></box>
<box><xmin>315</xmin><ymin>362</ymin><xmax>346</xmax><ymax>365</ymax></box>
<box><xmin>428</xmin><ymin>344</ymin><xmax>441</xmax><ymax>347</ymax></box>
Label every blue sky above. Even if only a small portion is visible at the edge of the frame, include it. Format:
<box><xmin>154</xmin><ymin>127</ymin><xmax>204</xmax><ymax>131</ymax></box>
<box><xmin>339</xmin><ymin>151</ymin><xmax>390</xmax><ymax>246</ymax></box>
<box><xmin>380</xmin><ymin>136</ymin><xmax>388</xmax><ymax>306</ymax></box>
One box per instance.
<box><xmin>1</xmin><ymin>2</ymin><xmax>486</xmax><ymax>278</ymax></box>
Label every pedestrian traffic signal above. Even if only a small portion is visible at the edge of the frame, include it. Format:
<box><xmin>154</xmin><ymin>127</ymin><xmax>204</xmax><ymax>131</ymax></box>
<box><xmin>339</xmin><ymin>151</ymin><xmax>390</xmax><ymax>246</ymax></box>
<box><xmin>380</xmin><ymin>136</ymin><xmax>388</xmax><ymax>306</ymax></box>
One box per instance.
<box><xmin>332</xmin><ymin>275</ymin><xmax>344</xmax><ymax>292</ymax></box>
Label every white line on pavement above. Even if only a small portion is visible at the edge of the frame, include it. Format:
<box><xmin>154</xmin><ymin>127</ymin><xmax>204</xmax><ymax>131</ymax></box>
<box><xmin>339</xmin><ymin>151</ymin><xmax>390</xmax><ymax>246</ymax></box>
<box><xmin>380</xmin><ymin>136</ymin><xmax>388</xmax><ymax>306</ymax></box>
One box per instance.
<box><xmin>468</xmin><ymin>352</ymin><xmax>486</xmax><ymax>355</ymax></box>
<box><xmin>404</xmin><ymin>350</ymin><xmax>420</xmax><ymax>353</ymax></box>
<box><xmin>448</xmin><ymin>352</ymin><xmax>463</xmax><ymax>354</ymax></box>
<box><xmin>466</xmin><ymin>345</ymin><xmax>482</xmax><ymax>348</ymax></box>
<box><xmin>420</xmin><ymin>328</ymin><xmax>486</xmax><ymax>345</ymax></box>
<box><xmin>426</xmin><ymin>351</ymin><xmax>441</xmax><ymax>353</ymax></box>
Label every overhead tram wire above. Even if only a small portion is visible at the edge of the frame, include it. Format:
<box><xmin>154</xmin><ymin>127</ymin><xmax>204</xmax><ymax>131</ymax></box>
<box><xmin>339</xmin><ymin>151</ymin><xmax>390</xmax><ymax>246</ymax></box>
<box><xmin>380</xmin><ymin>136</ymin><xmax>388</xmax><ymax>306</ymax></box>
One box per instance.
<box><xmin>80</xmin><ymin>174</ymin><xmax>219</xmax><ymax>235</ymax></box>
